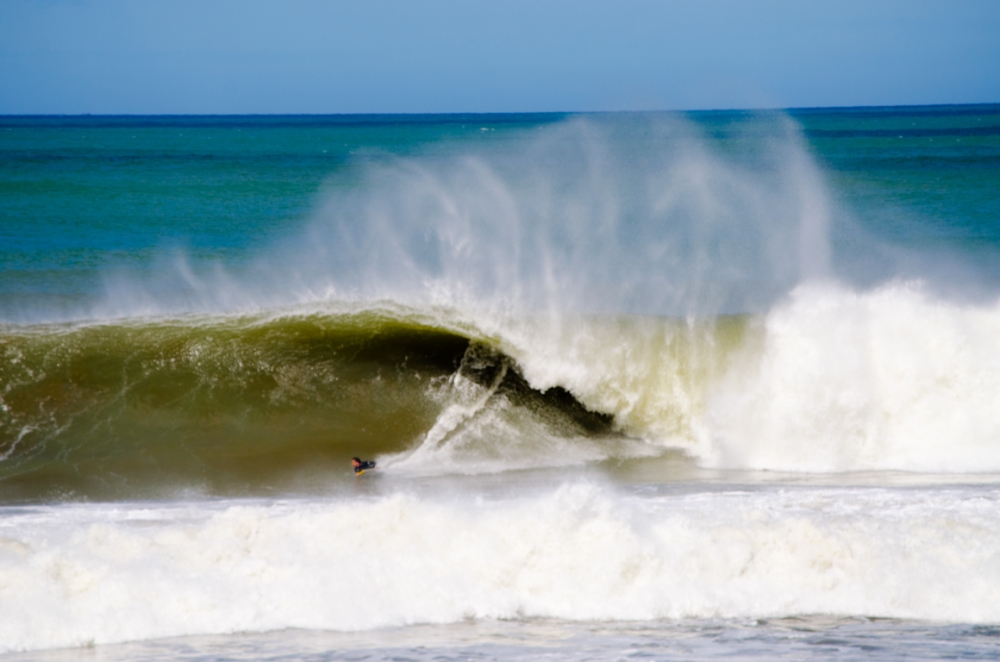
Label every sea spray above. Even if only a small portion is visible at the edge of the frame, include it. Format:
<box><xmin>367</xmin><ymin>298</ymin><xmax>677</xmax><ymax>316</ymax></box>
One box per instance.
<box><xmin>36</xmin><ymin>114</ymin><xmax>847</xmax><ymax>323</ymax></box>
<box><xmin>288</xmin><ymin>115</ymin><xmax>841</xmax><ymax>317</ymax></box>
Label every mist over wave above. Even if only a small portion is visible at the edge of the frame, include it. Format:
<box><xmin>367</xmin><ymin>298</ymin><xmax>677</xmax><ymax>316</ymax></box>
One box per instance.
<box><xmin>77</xmin><ymin>114</ymin><xmax>838</xmax><ymax>320</ymax></box>
<box><xmin>284</xmin><ymin>115</ymin><xmax>835</xmax><ymax>316</ymax></box>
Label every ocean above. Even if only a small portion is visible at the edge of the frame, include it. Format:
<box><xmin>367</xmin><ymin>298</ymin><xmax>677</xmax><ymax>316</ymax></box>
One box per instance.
<box><xmin>1</xmin><ymin>106</ymin><xmax>1000</xmax><ymax>660</ymax></box>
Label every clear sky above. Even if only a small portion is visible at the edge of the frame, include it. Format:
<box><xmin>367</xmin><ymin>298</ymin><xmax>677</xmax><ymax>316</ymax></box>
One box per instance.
<box><xmin>1</xmin><ymin>0</ymin><xmax>998</xmax><ymax>114</ymax></box>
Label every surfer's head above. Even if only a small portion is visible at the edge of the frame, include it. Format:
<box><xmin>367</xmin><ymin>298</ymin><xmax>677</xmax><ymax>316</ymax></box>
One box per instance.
<box><xmin>351</xmin><ymin>457</ymin><xmax>361</xmax><ymax>467</ymax></box>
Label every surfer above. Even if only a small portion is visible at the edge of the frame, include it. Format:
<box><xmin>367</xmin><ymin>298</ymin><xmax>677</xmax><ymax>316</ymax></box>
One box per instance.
<box><xmin>352</xmin><ymin>457</ymin><xmax>377</xmax><ymax>475</ymax></box>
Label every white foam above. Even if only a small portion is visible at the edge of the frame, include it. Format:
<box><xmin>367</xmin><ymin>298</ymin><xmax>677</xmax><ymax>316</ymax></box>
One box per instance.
<box><xmin>706</xmin><ymin>282</ymin><xmax>1000</xmax><ymax>472</ymax></box>
<box><xmin>2</xmin><ymin>484</ymin><xmax>999</xmax><ymax>652</ymax></box>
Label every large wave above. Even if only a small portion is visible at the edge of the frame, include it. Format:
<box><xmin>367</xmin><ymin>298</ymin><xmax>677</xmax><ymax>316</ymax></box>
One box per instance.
<box><xmin>5</xmin><ymin>282</ymin><xmax>1000</xmax><ymax>500</ymax></box>
<box><xmin>3</xmin><ymin>114</ymin><xmax>1000</xmax><ymax>488</ymax></box>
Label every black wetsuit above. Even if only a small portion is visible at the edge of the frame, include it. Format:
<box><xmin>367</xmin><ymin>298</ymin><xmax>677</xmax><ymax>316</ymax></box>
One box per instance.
<box><xmin>354</xmin><ymin>460</ymin><xmax>376</xmax><ymax>475</ymax></box>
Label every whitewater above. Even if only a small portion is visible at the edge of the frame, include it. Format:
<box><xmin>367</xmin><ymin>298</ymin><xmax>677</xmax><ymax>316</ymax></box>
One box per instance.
<box><xmin>2</xmin><ymin>108</ymin><xmax>1000</xmax><ymax>659</ymax></box>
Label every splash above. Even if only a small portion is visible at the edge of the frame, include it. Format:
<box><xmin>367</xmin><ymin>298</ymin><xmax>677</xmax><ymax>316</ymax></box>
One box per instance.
<box><xmin>56</xmin><ymin>113</ymin><xmax>840</xmax><ymax>322</ymax></box>
<box><xmin>280</xmin><ymin>115</ymin><xmax>835</xmax><ymax>317</ymax></box>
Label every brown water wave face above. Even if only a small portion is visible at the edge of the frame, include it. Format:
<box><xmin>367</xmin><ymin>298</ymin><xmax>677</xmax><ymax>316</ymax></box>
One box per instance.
<box><xmin>0</xmin><ymin>311</ymin><xmax>615</xmax><ymax>502</ymax></box>
<box><xmin>0</xmin><ymin>312</ymin><xmax>468</xmax><ymax>501</ymax></box>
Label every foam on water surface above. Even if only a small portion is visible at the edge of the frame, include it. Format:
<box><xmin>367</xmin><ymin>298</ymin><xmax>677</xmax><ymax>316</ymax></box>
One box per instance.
<box><xmin>2</xmin><ymin>481</ymin><xmax>999</xmax><ymax>653</ymax></box>
<box><xmin>5</xmin><ymin>618</ymin><xmax>1000</xmax><ymax>662</ymax></box>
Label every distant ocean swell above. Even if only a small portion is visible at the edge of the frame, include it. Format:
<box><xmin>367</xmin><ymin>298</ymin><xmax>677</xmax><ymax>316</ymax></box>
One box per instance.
<box><xmin>2</xmin><ymin>483</ymin><xmax>999</xmax><ymax>652</ymax></box>
<box><xmin>4</xmin><ymin>277</ymin><xmax>1000</xmax><ymax>502</ymax></box>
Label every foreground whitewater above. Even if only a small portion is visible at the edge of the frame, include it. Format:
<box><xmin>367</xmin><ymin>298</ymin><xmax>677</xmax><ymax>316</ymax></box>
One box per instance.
<box><xmin>2</xmin><ymin>108</ymin><xmax>1000</xmax><ymax>658</ymax></box>
<box><xmin>3</xmin><ymin>482</ymin><xmax>1000</xmax><ymax>652</ymax></box>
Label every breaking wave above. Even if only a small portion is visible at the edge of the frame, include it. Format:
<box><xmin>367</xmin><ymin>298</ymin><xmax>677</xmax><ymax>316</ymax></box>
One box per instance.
<box><xmin>4</xmin><ymin>277</ymin><xmax>1000</xmax><ymax>503</ymax></box>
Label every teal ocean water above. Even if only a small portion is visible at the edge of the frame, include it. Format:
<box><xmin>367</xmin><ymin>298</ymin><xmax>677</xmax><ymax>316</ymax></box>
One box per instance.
<box><xmin>2</xmin><ymin>106</ymin><xmax>1000</xmax><ymax>659</ymax></box>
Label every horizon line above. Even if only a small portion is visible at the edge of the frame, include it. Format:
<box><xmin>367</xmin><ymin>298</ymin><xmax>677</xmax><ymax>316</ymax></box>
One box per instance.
<box><xmin>3</xmin><ymin>101</ymin><xmax>1000</xmax><ymax>119</ymax></box>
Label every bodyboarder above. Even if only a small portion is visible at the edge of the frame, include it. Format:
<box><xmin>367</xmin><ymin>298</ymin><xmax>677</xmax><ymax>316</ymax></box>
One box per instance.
<box><xmin>352</xmin><ymin>457</ymin><xmax>377</xmax><ymax>476</ymax></box>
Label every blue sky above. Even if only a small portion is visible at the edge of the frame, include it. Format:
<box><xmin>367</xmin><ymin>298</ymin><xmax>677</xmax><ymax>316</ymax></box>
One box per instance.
<box><xmin>1</xmin><ymin>0</ymin><xmax>998</xmax><ymax>114</ymax></box>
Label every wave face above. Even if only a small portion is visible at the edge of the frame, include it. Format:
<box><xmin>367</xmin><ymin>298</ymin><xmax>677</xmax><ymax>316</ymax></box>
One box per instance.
<box><xmin>3</xmin><ymin>483</ymin><xmax>1000</xmax><ymax>652</ymax></box>
<box><xmin>0</xmin><ymin>310</ymin><xmax>455</xmax><ymax>499</ymax></box>
<box><xmin>0</xmin><ymin>306</ymin><xmax>637</xmax><ymax>501</ymax></box>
